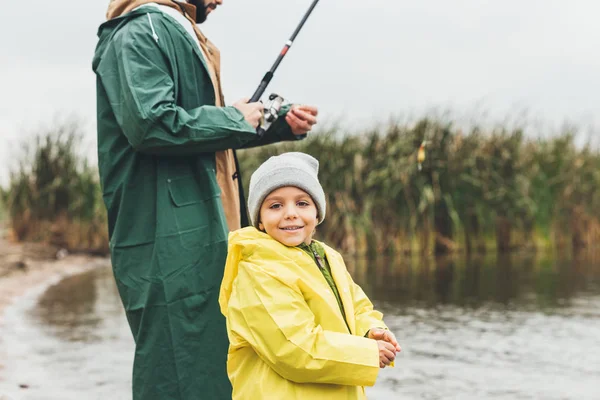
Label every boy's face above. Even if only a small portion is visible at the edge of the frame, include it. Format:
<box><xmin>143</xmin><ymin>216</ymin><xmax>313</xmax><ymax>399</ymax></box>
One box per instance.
<box><xmin>258</xmin><ymin>186</ymin><xmax>318</xmax><ymax>247</ymax></box>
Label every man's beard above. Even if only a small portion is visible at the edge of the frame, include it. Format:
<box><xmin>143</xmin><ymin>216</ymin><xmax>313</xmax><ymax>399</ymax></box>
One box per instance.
<box><xmin>187</xmin><ymin>0</ymin><xmax>214</xmax><ymax>23</ymax></box>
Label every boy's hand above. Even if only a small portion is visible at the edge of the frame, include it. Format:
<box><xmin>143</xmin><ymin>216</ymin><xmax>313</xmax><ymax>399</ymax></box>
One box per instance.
<box><xmin>377</xmin><ymin>340</ymin><xmax>396</xmax><ymax>368</ymax></box>
<box><xmin>285</xmin><ymin>105</ymin><xmax>318</xmax><ymax>135</ymax></box>
<box><xmin>369</xmin><ymin>328</ymin><xmax>402</xmax><ymax>353</ymax></box>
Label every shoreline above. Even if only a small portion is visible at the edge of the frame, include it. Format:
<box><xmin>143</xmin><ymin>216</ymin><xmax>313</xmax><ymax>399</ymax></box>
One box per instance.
<box><xmin>0</xmin><ymin>235</ymin><xmax>109</xmax><ymax>382</ymax></box>
<box><xmin>0</xmin><ymin>254</ymin><xmax>108</xmax><ymax>323</ymax></box>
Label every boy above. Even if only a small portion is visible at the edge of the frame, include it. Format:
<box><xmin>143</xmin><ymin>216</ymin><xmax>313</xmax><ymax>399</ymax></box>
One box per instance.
<box><xmin>219</xmin><ymin>152</ymin><xmax>401</xmax><ymax>399</ymax></box>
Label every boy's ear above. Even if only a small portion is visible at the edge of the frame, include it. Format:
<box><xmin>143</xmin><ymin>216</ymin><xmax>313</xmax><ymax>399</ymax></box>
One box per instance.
<box><xmin>258</xmin><ymin>222</ymin><xmax>264</xmax><ymax>231</ymax></box>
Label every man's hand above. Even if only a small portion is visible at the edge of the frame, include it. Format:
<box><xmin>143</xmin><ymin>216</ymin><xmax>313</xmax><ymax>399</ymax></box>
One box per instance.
<box><xmin>285</xmin><ymin>105</ymin><xmax>318</xmax><ymax>135</ymax></box>
<box><xmin>369</xmin><ymin>328</ymin><xmax>402</xmax><ymax>353</ymax></box>
<box><xmin>233</xmin><ymin>98</ymin><xmax>264</xmax><ymax>129</ymax></box>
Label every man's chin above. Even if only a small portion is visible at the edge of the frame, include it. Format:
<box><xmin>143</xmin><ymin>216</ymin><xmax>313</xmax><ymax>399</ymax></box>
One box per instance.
<box><xmin>187</xmin><ymin>0</ymin><xmax>209</xmax><ymax>23</ymax></box>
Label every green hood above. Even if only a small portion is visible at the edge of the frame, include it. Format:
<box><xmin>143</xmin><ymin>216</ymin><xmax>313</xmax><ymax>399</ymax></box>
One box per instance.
<box><xmin>92</xmin><ymin>8</ymin><xmax>158</xmax><ymax>72</ymax></box>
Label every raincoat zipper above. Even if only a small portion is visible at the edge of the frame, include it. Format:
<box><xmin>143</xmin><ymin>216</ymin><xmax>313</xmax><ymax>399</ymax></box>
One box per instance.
<box><xmin>311</xmin><ymin>246</ymin><xmax>325</xmax><ymax>269</ymax></box>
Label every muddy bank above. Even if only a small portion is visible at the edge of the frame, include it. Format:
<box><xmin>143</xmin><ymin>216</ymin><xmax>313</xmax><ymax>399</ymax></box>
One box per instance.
<box><xmin>0</xmin><ymin>233</ymin><xmax>109</xmax><ymax>381</ymax></box>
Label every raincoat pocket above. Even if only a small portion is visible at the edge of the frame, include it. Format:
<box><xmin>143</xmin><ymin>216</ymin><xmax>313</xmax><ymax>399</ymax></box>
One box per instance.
<box><xmin>168</xmin><ymin>174</ymin><xmax>220</xmax><ymax>206</ymax></box>
<box><xmin>167</xmin><ymin>175</ymin><xmax>227</xmax><ymax>248</ymax></box>
<box><xmin>105</xmin><ymin>188</ymin><xmax>157</xmax><ymax>248</ymax></box>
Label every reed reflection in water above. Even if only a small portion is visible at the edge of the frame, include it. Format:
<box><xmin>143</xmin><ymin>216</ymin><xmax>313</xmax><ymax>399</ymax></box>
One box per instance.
<box><xmin>1</xmin><ymin>251</ymin><xmax>599</xmax><ymax>399</ymax></box>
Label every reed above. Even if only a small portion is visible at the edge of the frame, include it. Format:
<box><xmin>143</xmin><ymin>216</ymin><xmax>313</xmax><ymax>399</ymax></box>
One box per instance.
<box><xmin>239</xmin><ymin>118</ymin><xmax>600</xmax><ymax>255</ymax></box>
<box><xmin>3</xmin><ymin>117</ymin><xmax>599</xmax><ymax>257</ymax></box>
<box><xmin>2</xmin><ymin>121</ymin><xmax>108</xmax><ymax>254</ymax></box>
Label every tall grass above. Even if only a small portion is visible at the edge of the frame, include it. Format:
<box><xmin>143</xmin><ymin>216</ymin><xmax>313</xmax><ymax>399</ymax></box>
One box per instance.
<box><xmin>2</xmin><ymin>117</ymin><xmax>598</xmax><ymax>257</ymax></box>
<box><xmin>0</xmin><ymin>190</ymin><xmax>6</xmax><ymax>226</ymax></box>
<box><xmin>1</xmin><ymin>121</ymin><xmax>108</xmax><ymax>254</ymax></box>
<box><xmin>239</xmin><ymin>119</ymin><xmax>600</xmax><ymax>256</ymax></box>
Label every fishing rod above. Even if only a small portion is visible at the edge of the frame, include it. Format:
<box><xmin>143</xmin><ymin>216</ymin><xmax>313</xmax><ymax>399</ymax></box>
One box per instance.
<box><xmin>251</xmin><ymin>0</ymin><xmax>321</xmax><ymax>136</ymax></box>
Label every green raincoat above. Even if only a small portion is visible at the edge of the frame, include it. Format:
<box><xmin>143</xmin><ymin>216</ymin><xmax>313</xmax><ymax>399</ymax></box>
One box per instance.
<box><xmin>92</xmin><ymin>6</ymin><xmax>301</xmax><ymax>400</ymax></box>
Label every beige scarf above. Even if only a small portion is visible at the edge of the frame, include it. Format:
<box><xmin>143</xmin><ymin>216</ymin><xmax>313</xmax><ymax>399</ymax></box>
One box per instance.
<box><xmin>107</xmin><ymin>0</ymin><xmax>241</xmax><ymax>231</ymax></box>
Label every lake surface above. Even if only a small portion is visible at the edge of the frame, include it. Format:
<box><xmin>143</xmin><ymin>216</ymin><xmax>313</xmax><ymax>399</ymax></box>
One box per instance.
<box><xmin>1</xmin><ymin>251</ymin><xmax>600</xmax><ymax>399</ymax></box>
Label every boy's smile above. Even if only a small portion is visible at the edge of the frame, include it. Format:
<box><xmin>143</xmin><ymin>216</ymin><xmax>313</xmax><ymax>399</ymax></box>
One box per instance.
<box><xmin>259</xmin><ymin>186</ymin><xmax>318</xmax><ymax>246</ymax></box>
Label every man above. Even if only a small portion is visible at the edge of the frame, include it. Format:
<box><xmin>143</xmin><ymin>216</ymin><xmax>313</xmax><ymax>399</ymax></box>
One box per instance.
<box><xmin>92</xmin><ymin>1</ymin><xmax>318</xmax><ymax>399</ymax></box>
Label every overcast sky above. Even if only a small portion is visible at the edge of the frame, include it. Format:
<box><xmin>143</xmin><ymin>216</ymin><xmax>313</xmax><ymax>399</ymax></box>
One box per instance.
<box><xmin>1</xmin><ymin>0</ymin><xmax>599</xmax><ymax>182</ymax></box>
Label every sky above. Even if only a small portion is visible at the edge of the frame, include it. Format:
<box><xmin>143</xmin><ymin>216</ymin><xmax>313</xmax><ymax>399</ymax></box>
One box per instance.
<box><xmin>1</xmin><ymin>0</ymin><xmax>599</xmax><ymax>183</ymax></box>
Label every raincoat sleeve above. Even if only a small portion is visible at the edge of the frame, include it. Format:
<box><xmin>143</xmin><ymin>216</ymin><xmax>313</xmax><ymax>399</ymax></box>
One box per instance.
<box><xmin>228</xmin><ymin>261</ymin><xmax>380</xmax><ymax>386</ymax></box>
<box><xmin>238</xmin><ymin>104</ymin><xmax>307</xmax><ymax>149</ymax></box>
<box><xmin>346</xmin><ymin>271</ymin><xmax>389</xmax><ymax>337</ymax></box>
<box><xmin>98</xmin><ymin>22</ymin><xmax>262</xmax><ymax>156</ymax></box>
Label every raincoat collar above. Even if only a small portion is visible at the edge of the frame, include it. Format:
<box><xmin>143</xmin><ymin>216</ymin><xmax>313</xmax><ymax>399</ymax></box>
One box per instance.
<box><xmin>297</xmin><ymin>240</ymin><xmax>318</xmax><ymax>252</ymax></box>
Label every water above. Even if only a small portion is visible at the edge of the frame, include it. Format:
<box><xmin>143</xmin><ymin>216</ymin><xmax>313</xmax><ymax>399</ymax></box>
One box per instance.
<box><xmin>1</xmin><ymin>252</ymin><xmax>600</xmax><ymax>399</ymax></box>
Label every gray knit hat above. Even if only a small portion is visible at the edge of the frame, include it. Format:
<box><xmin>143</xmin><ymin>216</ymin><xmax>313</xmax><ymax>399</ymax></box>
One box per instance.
<box><xmin>248</xmin><ymin>152</ymin><xmax>326</xmax><ymax>228</ymax></box>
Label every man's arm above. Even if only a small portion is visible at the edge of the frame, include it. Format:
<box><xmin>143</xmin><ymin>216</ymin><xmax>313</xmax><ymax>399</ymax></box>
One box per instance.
<box><xmin>96</xmin><ymin>19</ymin><xmax>259</xmax><ymax>156</ymax></box>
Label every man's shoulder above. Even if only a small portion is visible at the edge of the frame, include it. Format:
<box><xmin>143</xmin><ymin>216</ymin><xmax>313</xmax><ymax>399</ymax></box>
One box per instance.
<box><xmin>108</xmin><ymin>7</ymin><xmax>179</xmax><ymax>43</ymax></box>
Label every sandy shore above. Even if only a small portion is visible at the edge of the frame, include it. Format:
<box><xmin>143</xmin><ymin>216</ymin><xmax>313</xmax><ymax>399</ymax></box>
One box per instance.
<box><xmin>0</xmin><ymin>252</ymin><xmax>105</xmax><ymax>322</ymax></box>
<box><xmin>0</xmin><ymin>233</ymin><xmax>109</xmax><ymax>381</ymax></box>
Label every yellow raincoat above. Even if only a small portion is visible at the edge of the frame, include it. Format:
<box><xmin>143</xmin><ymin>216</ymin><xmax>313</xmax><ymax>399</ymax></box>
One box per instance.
<box><xmin>219</xmin><ymin>227</ymin><xmax>388</xmax><ymax>399</ymax></box>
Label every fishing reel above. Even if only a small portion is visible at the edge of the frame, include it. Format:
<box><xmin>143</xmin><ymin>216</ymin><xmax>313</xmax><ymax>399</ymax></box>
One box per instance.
<box><xmin>257</xmin><ymin>93</ymin><xmax>285</xmax><ymax>137</ymax></box>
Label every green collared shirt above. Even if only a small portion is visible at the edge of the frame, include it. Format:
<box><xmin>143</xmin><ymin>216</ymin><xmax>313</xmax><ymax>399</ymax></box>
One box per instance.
<box><xmin>298</xmin><ymin>241</ymin><xmax>351</xmax><ymax>333</ymax></box>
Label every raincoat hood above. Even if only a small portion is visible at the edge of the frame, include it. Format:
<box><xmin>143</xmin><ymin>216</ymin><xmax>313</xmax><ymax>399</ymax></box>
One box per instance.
<box><xmin>106</xmin><ymin>0</ymin><xmax>196</xmax><ymax>21</ymax></box>
<box><xmin>93</xmin><ymin>0</ymin><xmax>196</xmax><ymax>71</ymax></box>
<box><xmin>219</xmin><ymin>227</ymin><xmax>280</xmax><ymax>315</ymax></box>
